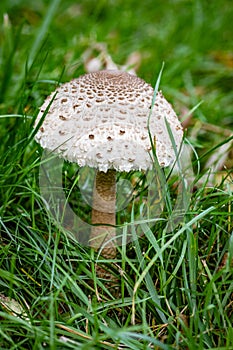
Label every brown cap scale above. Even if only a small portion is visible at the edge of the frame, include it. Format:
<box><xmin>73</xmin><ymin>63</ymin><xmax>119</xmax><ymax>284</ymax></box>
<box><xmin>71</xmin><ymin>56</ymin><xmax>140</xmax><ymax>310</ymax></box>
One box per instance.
<box><xmin>35</xmin><ymin>70</ymin><xmax>183</xmax><ymax>290</ymax></box>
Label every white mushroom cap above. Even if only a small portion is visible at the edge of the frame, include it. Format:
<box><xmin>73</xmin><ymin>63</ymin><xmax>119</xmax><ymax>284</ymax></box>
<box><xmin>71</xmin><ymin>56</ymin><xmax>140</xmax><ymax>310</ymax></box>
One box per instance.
<box><xmin>35</xmin><ymin>70</ymin><xmax>183</xmax><ymax>172</ymax></box>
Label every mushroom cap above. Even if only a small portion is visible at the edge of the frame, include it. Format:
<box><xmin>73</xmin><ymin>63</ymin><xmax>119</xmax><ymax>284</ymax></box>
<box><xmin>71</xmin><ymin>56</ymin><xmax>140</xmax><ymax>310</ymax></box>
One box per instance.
<box><xmin>35</xmin><ymin>70</ymin><xmax>183</xmax><ymax>172</ymax></box>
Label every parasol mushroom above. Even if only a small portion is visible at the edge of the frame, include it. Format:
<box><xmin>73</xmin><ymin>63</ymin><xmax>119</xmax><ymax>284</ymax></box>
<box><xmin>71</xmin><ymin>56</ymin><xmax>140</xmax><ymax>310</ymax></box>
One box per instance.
<box><xmin>34</xmin><ymin>70</ymin><xmax>183</xmax><ymax>290</ymax></box>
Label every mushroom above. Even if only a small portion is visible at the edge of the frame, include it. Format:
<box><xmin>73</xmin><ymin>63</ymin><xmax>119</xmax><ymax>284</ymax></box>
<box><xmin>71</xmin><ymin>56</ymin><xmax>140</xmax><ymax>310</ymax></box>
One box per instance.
<box><xmin>34</xmin><ymin>70</ymin><xmax>183</xmax><ymax>289</ymax></box>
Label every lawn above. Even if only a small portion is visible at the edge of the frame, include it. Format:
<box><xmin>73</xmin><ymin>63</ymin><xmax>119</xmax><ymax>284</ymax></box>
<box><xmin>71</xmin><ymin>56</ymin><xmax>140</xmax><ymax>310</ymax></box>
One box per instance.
<box><xmin>0</xmin><ymin>0</ymin><xmax>233</xmax><ymax>349</ymax></box>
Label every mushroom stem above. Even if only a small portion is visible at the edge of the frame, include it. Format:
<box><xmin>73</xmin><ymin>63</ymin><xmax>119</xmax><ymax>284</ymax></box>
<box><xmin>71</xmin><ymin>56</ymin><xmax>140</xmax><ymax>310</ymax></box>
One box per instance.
<box><xmin>90</xmin><ymin>169</ymin><xmax>116</xmax><ymax>259</ymax></box>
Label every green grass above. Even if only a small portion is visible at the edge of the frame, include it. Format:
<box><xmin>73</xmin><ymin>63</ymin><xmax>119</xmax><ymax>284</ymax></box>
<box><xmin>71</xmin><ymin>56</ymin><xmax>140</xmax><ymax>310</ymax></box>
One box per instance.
<box><xmin>0</xmin><ymin>0</ymin><xmax>233</xmax><ymax>349</ymax></box>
